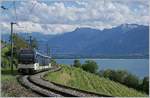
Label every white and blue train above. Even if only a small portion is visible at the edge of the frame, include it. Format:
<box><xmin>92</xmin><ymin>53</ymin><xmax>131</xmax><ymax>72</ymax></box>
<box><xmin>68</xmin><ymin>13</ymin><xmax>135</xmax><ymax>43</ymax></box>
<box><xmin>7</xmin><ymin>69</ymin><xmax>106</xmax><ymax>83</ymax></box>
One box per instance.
<box><xmin>18</xmin><ymin>48</ymin><xmax>51</xmax><ymax>74</ymax></box>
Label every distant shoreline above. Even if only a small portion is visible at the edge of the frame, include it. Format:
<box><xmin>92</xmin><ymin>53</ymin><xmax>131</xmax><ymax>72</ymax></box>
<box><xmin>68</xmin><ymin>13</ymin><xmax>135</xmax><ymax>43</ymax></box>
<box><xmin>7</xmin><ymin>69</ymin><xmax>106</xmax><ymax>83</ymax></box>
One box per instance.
<box><xmin>52</xmin><ymin>57</ymin><xmax>149</xmax><ymax>59</ymax></box>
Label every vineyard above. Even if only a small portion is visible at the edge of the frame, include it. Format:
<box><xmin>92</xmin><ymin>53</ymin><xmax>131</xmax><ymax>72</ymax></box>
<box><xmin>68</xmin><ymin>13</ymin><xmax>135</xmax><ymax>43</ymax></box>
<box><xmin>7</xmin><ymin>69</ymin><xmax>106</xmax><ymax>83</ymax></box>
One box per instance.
<box><xmin>44</xmin><ymin>65</ymin><xmax>147</xmax><ymax>97</ymax></box>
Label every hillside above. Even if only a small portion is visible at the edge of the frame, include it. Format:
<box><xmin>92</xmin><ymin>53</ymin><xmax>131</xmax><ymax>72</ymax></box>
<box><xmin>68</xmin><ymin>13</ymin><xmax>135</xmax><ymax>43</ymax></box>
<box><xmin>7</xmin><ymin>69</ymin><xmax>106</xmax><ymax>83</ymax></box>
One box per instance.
<box><xmin>44</xmin><ymin>65</ymin><xmax>147</xmax><ymax>97</ymax></box>
<box><xmin>1</xmin><ymin>34</ymin><xmax>29</xmax><ymax>69</ymax></box>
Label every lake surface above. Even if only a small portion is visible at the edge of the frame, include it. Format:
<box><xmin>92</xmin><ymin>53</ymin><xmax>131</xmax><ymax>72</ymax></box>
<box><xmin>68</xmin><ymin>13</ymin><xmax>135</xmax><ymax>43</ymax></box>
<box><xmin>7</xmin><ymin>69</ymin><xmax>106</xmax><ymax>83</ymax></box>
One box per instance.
<box><xmin>55</xmin><ymin>59</ymin><xmax>149</xmax><ymax>78</ymax></box>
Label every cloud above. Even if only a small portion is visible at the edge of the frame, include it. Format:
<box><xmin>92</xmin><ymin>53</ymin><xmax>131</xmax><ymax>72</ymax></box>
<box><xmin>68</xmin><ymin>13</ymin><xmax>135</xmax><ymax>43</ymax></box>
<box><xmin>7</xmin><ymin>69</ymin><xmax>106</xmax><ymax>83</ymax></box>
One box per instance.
<box><xmin>1</xmin><ymin>0</ymin><xmax>149</xmax><ymax>34</ymax></box>
<box><xmin>1</xmin><ymin>22</ymin><xmax>77</xmax><ymax>34</ymax></box>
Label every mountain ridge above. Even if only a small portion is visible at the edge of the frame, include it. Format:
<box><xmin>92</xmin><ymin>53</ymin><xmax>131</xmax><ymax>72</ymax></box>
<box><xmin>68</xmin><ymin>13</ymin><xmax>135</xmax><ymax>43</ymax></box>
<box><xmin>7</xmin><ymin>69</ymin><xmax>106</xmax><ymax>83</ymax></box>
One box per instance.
<box><xmin>46</xmin><ymin>24</ymin><xmax>149</xmax><ymax>58</ymax></box>
<box><xmin>1</xmin><ymin>24</ymin><xmax>149</xmax><ymax>58</ymax></box>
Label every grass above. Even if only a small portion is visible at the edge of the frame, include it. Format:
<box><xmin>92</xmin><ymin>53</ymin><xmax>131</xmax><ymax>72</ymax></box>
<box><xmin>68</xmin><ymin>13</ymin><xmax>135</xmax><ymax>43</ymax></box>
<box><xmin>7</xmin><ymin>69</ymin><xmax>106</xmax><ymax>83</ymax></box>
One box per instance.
<box><xmin>1</xmin><ymin>74</ymin><xmax>18</xmax><ymax>96</ymax></box>
<box><xmin>1</xmin><ymin>67</ymin><xmax>39</xmax><ymax>97</ymax></box>
<box><xmin>44</xmin><ymin>65</ymin><xmax>147</xmax><ymax>97</ymax></box>
<box><xmin>1</xmin><ymin>74</ymin><xmax>37</xmax><ymax>97</ymax></box>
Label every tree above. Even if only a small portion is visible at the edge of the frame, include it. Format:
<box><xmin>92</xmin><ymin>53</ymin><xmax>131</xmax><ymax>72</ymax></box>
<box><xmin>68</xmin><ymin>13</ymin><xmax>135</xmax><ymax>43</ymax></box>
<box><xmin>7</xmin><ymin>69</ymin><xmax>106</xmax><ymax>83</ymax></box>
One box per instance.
<box><xmin>100</xmin><ymin>69</ymin><xmax>145</xmax><ymax>92</ymax></box>
<box><xmin>107</xmin><ymin>70</ymin><xmax>116</xmax><ymax>80</ymax></box>
<box><xmin>98</xmin><ymin>70</ymin><xmax>104</xmax><ymax>77</ymax></box>
<box><xmin>103</xmin><ymin>69</ymin><xmax>113</xmax><ymax>78</ymax></box>
<box><xmin>13</xmin><ymin>34</ymin><xmax>28</xmax><ymax>50</ymax></box>
<box><xmin>114</xmin><ymin>70</ymin><xmax>128</xmax><ymax>84</ymax></box>
<box><xmin>142</xmin><ymin>76</ymin><xmax>149</xmax><ymax>94</ymax></box>
<box><xmin>31</xmin><ymin>38</ymin><xmax>38</xmax><ymax>48</ymax></box>
<box><xmin>102</xmin><ymin>69</ymin><xmax>117</xmax><ymax>81</ymax></box>
<box><xmin>73</xmin><ymin>59</ymin><xmax>81</xmax><ymax>68</ymax></box>
<box><xmin>1</xmin><ymin>57</ymin><xmax>9</xmax><ymax>68</ymax></box>
<box><xmin>51</xmin><ymin>59</ymin><xmax>57</xmax><ymax>66</ymax></box>
<box><xmin>124</xmin><ymin>73</ymin><xmax>139</xmax><ymax>89</ymax></box>
<box><xmin>82</xmin><ymin>60</ymin><xmax>98</xmax><ymax>73</ymax></box>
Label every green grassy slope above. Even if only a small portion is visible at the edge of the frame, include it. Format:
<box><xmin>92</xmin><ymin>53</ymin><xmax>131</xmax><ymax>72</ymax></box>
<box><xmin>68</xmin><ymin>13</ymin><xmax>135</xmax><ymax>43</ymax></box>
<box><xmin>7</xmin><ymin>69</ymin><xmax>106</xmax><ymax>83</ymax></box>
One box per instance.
<box><xmin>44</xmin><ymin>65</ymin><xmax>147</xmax><ymax>97</ymax></box>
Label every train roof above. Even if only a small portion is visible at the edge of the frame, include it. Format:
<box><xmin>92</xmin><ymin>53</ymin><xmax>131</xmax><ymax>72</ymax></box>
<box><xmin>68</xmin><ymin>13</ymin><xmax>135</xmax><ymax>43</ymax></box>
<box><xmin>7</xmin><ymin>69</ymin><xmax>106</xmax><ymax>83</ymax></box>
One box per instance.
<box><xmin>19</xmin><ymin>48</ymin><xmax>51</xmax><ymax>59</ymax></box>
<box><xmin>20</xmin><ymin>48</ymin><xmax>33</xmax><ymax>50</ymax></box>
<box><xmin>19</xmin><ymin>48</ymin><xmax>34</xmax><ymax>53</ymax></box>
<box><xmin>35</xmin><ymin>51</ymin><xmax>51</xmax><ymax>59</ymax></box>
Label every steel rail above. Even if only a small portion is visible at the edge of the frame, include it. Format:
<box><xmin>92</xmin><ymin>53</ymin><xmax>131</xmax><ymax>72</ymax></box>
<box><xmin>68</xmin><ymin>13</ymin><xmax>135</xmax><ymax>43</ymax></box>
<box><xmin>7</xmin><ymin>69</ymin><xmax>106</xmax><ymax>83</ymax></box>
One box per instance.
<box><xmin>18</xmin><ymin>66</ymin><xmax>113</xmax><ymax>97</ymax></box>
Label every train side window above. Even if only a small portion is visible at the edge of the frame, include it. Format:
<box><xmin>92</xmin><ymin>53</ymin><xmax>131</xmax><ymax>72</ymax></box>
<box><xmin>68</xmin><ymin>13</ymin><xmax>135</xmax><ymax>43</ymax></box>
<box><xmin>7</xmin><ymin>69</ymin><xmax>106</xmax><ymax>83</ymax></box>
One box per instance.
<box><xmin>35</xmin><ymin>55</ymin><xmax>37</xmax><ymax>63</ymax></box>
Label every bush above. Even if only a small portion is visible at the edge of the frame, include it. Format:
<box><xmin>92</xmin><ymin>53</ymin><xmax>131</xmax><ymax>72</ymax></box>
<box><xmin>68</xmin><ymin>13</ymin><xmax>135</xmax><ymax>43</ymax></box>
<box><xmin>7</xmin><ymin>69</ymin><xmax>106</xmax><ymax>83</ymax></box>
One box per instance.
<box><xmin>102</xmin><ymin>69</ymin><xmax>118</xmax><ymax>81</ymax></box>
<box><xmin>51</xmin><ymin>59</ymin><xmax>57</xmax><ymax>66</ymax></box>
<box><xmin>1</xmin><ymin>58</ymin><xmax>10</xmax><ymax>68</ymax></box>
<box><xmin>82</xmin><ymin>60</ymin><xmax>98</xmax><ymax>73</ymax></box>
<box><xmin>100</xmin><ymin>69</ymin><xmax>144</xmax><ymax>92</ymax></box>
<box><xmin>124</xmin><ymin>73</ymin><xmax>139</xmax><ymax>89</ymax></box>
<box><xmin>103</xmin><ymin>69</ymin><xmax>112</xmax><ymax>78</ymax></box>
<box><xmin>73</xmin><ymin>59</ymin><xmax>81</xmax><ymax>68</ymax></box>
<box><xmin>114</xmin><ymin>70</ymin><xmax>128</xmax><ymax>84</ymax></box>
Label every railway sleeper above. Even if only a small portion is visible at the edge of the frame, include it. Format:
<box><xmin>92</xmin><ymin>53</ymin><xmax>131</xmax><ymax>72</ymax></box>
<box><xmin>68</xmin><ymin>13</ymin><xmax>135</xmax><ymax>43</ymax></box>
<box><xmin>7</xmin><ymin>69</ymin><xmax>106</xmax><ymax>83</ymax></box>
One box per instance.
<box><xmin>17</xmin><ymin>75</ymin><xmax>62</xmax><ymax>97</ymax></box>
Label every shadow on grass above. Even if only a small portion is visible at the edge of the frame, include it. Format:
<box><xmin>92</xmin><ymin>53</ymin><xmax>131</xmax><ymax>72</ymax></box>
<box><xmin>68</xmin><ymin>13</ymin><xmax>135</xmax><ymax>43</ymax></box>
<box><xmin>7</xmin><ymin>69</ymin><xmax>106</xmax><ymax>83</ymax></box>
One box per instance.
<box><xmin>1</xmin><ymin>69</ymin><xmax>18</xmax><ymax>75</ymax></box>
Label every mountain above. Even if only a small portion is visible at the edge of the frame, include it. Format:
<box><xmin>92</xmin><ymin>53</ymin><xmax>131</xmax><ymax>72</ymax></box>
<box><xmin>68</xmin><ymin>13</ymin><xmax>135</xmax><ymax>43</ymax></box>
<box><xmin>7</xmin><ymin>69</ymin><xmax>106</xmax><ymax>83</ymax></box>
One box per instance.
<box><xmin>1</xmin><ymin>24</ymin><xmax>149</xmax><ymax>58</ymax></box>
<box><xmin>47</xmin><ymin>24</ymin><xmax>149</xmax><ymax>58</ymax></box>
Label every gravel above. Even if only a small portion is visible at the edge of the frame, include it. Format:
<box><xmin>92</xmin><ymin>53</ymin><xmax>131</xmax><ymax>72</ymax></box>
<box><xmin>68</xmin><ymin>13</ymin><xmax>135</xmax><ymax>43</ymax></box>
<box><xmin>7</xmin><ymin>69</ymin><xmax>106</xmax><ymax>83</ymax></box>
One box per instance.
<box><xmin>1</xmin><ymin>75</ymin><xmax>41</xmax><ymax>97</ymax></box>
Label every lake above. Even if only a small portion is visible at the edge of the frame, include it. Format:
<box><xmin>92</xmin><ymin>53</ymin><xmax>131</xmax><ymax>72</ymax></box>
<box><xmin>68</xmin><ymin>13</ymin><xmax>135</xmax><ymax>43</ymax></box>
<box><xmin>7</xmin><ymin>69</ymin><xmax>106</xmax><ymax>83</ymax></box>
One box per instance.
<box><xmin>55</xmin><ymin>59</ymin><xmax>149</xmax><ymax>79</ymax></box>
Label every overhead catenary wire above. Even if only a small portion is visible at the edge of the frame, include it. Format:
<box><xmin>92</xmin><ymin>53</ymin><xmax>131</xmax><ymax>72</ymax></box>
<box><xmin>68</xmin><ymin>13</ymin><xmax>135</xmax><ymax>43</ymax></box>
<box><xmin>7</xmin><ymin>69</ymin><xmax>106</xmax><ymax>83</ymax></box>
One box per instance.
<box><xmin>12</xmin><ymin>1</ymin><xmax>24</xmax><ymax>30</ymax></box>
<box><xmin>24</xmin><ymin>0</ymin><xmax>37</xmax><ymax>33</ymax></box>
<box><xmin>12</xmin><ymin>0</ymin><xmax>37</xmax><ymax>32</ymax></box>
<box><xmin>29</xmin><ymin>0</ymin><xmax>37</xmax><ymax>15</ymax></box>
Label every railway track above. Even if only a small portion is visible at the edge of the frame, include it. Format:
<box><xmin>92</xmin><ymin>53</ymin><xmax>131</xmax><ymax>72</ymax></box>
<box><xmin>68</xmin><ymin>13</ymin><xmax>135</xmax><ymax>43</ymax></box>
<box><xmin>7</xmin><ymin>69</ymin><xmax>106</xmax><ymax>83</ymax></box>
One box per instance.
<box><xmin>18</xmin><ymin>67</ymin><xmax>112</xmax><ymax>97</ymax></box>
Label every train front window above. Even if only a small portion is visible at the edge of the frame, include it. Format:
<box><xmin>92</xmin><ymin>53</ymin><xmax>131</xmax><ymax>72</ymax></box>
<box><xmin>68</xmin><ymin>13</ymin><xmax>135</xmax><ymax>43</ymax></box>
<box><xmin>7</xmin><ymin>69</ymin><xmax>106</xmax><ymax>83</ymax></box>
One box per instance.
<box><xmin>20</xmin><ymin>49</ymin><xmax>34</xmax><ymax>54</ymax></box>
<box><xmin>19</xmin><ymin>49</ymin><xmax>35</xmax><ymax>64</ymax></box>
<box><xmin>19</xmin><ymin>54</ymin><xmax>35</xmax><ymax>64</ymax></box>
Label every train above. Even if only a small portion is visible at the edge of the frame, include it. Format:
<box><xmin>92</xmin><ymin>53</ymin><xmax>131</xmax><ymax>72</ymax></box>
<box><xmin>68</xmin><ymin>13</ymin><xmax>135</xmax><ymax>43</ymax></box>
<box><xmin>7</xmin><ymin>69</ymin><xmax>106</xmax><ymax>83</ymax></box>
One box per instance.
<box><xmin>18</xmin><ymin>48</ymin><xmax>51</xmax><ymax>74</ymax></box>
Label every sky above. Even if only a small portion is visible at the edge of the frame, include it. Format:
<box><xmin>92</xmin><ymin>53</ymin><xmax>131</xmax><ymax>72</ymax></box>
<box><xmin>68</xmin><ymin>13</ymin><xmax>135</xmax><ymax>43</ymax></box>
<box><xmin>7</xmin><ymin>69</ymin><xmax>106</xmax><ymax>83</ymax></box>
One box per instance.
<box><xmin>0</xmin><ymin>0</ymin><xmax>149</xmax><ymax>34</ymax></box>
